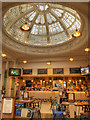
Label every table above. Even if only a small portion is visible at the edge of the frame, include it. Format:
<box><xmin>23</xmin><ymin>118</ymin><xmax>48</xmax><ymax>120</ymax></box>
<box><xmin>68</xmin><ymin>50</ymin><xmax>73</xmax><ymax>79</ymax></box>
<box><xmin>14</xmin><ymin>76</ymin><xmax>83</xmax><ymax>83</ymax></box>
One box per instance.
<box><xmin>74</xmin><ymin>102</ymin><xmax>90</xmax><ymax>117</ymax></box>
<box><xmin>60</xmin><ymin>97</ymin><xmax>67</xmax><ymax>99</ymax></box>
<box><xmin>61</xmin><ymin>102</ymin><xmax>69</xmax><ymax>106</ymax></box>
<box><xmin>16</xmin><ymin>99</ymin><xmax>34</xmax><ymax>103</ymax></box>
<box><xmin>16</xmin><ymin>99</ymin><xmax>34</xmax><ymax>108</ymax></box>
<box><xmin>61</xmin><ymin>102</ymin><xmax>76</xmax><ymax>118</ymax></box>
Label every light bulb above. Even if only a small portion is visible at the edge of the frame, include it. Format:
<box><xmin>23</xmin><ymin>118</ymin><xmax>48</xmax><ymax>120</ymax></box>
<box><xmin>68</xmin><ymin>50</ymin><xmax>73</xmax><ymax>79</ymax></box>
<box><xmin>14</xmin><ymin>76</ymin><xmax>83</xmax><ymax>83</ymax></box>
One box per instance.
<box><xmin>69</xmin><ymin>57</ymin><xmax>74</xmax><ymax>61</ymax></box>
<box><xmin>23</xmin><ymin>61</ymin><xmax>27</xmax><ymax>64</ymax></box>
<box><xmin>1</xmin><ymin>53</ymin><xmax>6</xmax><ymax>58</ymax></box>
<box><xmin>85</xmin><ymin>48</ymin><xmax>90</xmax><ymax>52</ymax></box>
<box><xmin>47</xmin><ymin>62</ymin><xmax>51</xmax><ymax>65</ymax></box>
<box><xmin>72</xmin><ymin>29</ymin><xmax>81</xmax><ymax>38</ymax></box>
<box><xmin>21</xmin><ymin>23</ymin><xmax>30</xmax><ymax>31</ymax></box>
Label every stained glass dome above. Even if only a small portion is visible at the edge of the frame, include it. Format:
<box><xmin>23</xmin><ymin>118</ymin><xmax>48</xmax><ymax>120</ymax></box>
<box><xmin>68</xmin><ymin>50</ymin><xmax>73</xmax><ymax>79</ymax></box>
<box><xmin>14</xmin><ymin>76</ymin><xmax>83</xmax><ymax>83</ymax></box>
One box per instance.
<box><xmin>3</xmin><ymin>3</ymin><xmax>81</xmax><ymax>46</ymax></box>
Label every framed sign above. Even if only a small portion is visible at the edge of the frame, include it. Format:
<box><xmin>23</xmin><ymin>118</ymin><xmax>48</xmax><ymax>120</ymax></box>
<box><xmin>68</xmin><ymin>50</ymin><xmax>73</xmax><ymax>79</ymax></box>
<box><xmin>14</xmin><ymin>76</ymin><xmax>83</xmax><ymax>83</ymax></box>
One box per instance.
<box><xmin>68</xmin><ymin>93</ymin><xmax>75</xmax><ymax>103</ymax></box>
<box><xmin>1</xmin><ymin>97</ymin><xmax>15</xmax><ymax>119</ymax></box>
<box><xmin>38</xmin><ymin>69</ymin><xmax>47</xmax><ymax>74</ymax></box>
<box><xmin>23</xmin><ymin>69</ymin><xmax>32</xmax><ymax>75</ymax></box>
<box><xmin>53</xmin><ymin>68</ymin><xmax>64</xmax><ymax>74</ymax></box>
<box><xmin>59</xmin><ymin>91</ymin><xmax>63</xmax><ymax>97</ymax></box>
<box><xmin>3</xmin><ymin>98</ymin><xmax>13</xmax><ymax>113</ymax></box>
<box><xmin>23</xmin><ymin>92</ymin><xmax>29</xmax><ymax>100</ymax></box>
<box><xmin>70</xmin><ymin>68</ymin><xmax>81</xmax><ymax>74</ymax></box>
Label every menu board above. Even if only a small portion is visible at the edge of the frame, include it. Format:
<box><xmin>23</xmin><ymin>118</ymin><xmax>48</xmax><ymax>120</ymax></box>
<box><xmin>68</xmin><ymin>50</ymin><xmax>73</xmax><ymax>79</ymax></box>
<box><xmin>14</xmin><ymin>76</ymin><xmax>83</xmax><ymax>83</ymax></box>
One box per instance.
<box><xmin>53</xmin><ymin>68</ymin><xmax>63</xmax><ymax>74</ymax></box>
<box><xmin>3</xmin><ymin>98</ymin><xmax>13</xmax><ymax>113</ymax></box>
<box><xmin>70</xmin><ymin>68</ymin><xmax>81</xmax><ymax>74</ymax></box>
<box><xmin>38</xmin><ymin>69</ymin><xmax>47</xmax><ymax>74</ymax></box>
<box><xmin>23</xmin><ymin>69</ymin><xmax>32</xmax><ymax>75</ymax></box>
<box><xmin>2</xmin><ymin>97</ymin><xmax>15</xmax><ymax>119</ymax></box>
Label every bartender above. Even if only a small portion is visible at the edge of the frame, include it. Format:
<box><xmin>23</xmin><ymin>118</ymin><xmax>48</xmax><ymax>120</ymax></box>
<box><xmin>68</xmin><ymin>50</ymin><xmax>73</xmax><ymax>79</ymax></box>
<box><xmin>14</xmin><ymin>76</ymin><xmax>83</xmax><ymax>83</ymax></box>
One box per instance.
<box><xmin>60</xmin><ymin>89</ymin><xmax>68</xmax><ymax>103</ymax></box>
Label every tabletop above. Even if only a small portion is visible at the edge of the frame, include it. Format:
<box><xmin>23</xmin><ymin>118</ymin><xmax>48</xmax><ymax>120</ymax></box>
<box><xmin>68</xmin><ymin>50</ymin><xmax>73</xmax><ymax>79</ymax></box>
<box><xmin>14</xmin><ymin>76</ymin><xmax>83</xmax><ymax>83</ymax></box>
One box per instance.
<box><xmin>61</xmin><ymin>102</ymin><xmax>70</xmax><ymax>105</ymax></box>
<box><xmin>74</xmin><ymin>102</ymin><xmax>90</xmax><ymax>106</ymax></box>
<box><xmin>16</xmin><ymin>99</ymin><xmax>34</xmax><ymax>103</ymax></box>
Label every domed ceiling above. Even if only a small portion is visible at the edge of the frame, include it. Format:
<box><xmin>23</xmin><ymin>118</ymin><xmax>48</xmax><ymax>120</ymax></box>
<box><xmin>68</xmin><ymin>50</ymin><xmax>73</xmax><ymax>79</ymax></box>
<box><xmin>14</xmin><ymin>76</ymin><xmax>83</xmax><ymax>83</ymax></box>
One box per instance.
<box><xmin>3</xmin><ymin>3</ymin><xmax>81</xmax><ymax>46</ymax></box>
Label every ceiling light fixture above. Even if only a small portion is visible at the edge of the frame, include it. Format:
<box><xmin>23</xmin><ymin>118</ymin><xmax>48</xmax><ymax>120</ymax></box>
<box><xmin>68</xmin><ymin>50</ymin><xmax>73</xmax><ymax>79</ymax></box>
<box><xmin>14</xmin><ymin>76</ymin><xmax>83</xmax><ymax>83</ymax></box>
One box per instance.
<box><xmin>59</xmin><ymin>80</ymin><xmax>61</xmax><ymax>82</ymax></box>
<box><xmin>31</xmin><ymin>80</ymin><xmax>33</xmax><ymax>82</ymax></box>
<box><xmin>23</xmin><ymin>61</ymin><xmax>27</xmax><ymax>64</ymax></box>
<box><xmin>72</xmin><ymin>29</ymin><xmax>81</xmax><ymax>38</ymax></box>
<box><xmin>69</xmin><ymin>57</ymin><xmax>74</xmax><ymax>62</ymax></box>
<box><xmin>84</xmin><ymin>48</ymin><xmax>90</xmax><ymax>52</ymax></box>
<box><xmin>23</xmin><ymin>80</ymin><xmax>25</xmax><ymax>82</ymax></box>
<box><xmin>1</xmin><ymin>53</ymin><xmax>7</xmax><ymax>58</ymax></box>
<box><xmin>50</xmin><ymin>80</ymin><xmax>52</xmax><ymax>82</ymax></box>
<box><xmin>20</xmin><ymin>23</ymin><xmax>30</xmax><ymax>31</ymax></box>
<box><xmin>47</xmin><ymin>61</ymin><xmax>51</xmax><ymax>65</ymax></box>
<box><xmin>69</xmin><ymin>80</ymin><xmax>71</xmax><ymax>82</ymax></box>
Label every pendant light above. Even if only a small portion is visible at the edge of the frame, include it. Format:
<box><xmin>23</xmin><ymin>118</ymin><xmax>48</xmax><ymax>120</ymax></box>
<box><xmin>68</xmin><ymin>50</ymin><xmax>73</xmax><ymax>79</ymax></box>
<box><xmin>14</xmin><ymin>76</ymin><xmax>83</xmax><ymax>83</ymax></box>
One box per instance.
<box><xmin>84</xmin><ymin>48</ymin><xmax>90</xmax><ymax>52</ymax></box>
<box><xmin>69</xmin><ymin>57</ymin><xmax>74</xmax><ymax>62</ymax></box>
<box><xmin>72</xmin><ymin>29</ymin><xmax>81</xmax><ymax>38</ymax></box>
<box><xmin>72</xmin><ymin>12</ymin><xmax>81</xmax><ymax>38</ymax></box>
<box><xmin>20</xmin><ymin>23</ymin><xmax>30</xmax><ymax>31</ymax></box>
<box><xmin>1</xmin><ymin>53</ymin><xmax>7</xmax><ymax>58</ymax></box>
<box><xmin>46</xmin><ymin>48</ymin><xmax>51</xmax><ymax>65</ymax></box>
<box><xmin>69</xmin><ymin>42</ymin><xmax>74</xmax><ymax>62</ymax></box>
<box><xmin>20</xmin><ymin>17</ymin><xmax>30</xmax><ymax>31</ymax></box>
<box><xmin>23</xmin><ymin>61</ymin><xmax>27</xmax><ymax>64</ymax></box>
<box><xmin>47</xmin><ymin>61</ymin><xmax>51</xmax><ymax>65</ymax></box>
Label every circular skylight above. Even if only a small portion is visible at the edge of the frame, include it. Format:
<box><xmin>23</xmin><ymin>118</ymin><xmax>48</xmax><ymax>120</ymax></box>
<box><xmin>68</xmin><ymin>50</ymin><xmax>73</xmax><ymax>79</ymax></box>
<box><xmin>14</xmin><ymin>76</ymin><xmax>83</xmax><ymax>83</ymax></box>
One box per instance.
<box><xmin>3</xmin><ymin>3</ymin><xmax>81</xmax><ymax>46</ymax></box>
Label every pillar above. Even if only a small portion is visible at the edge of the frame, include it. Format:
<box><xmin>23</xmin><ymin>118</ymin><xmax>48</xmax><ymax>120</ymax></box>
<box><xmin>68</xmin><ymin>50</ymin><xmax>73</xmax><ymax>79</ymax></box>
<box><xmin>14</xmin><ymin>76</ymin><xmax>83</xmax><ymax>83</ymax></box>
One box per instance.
<box><xmin>10</xmin><ymin>61</ymin><xmax>17</xmax><ymax>97</ymax></box>
<box><xmin>5</xmin><ymin>61</ymin><xmax>12</xmax><ymax>97</ymax></box>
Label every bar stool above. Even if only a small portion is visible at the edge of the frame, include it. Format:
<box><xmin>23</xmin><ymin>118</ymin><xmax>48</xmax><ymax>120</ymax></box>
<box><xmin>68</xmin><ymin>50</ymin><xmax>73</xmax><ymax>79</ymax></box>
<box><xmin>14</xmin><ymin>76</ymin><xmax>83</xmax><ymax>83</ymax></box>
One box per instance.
<box><xmin>80</xmin><ymin>112</ymin><xmax>90</xmax><ymax>120</ymax></box>
<box><xmin>27</xmin><ymin>101</ymin><xmax>41</xmax><ymax>119</ymax></box>
<box><xmin>31</xmin><ymin>107</ymin><xmax>41</xmax><ymax>120</ymax></box>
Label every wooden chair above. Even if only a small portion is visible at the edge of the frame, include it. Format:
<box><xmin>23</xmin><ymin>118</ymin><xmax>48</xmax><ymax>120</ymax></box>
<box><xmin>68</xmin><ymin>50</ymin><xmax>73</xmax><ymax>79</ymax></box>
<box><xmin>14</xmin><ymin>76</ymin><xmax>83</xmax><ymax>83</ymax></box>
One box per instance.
<box><xmin>52</xmin><ymin>105</ymin><xmax>64</xmax><ymax>120</ymax></box>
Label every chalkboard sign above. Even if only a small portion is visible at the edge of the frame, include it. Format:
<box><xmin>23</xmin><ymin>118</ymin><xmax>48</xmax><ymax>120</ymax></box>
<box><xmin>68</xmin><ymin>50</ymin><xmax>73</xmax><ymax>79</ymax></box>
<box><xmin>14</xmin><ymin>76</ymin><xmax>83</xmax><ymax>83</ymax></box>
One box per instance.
<box><xmin>38</xmin><ymin>69</ymin><xmax>47</xmax><ymax>74</ymax></box>
<box><xmin>53</xmin><ymin>68</ymin><xmax>63</xmax><ymax>74</ymax></box>
<box><xmin>70</xmin><ymin>68</ymin><xmax>81</xmax><ymax>74</ymax></box>
<box><xmin>53</xmin><ymin>77</ymin><xmax>63</xmax><ymax>80</ymax></box>
<box><xmin>23</xmin><ymin>69</ymin><xmax>32</xmax><ymax>75</ymax></box>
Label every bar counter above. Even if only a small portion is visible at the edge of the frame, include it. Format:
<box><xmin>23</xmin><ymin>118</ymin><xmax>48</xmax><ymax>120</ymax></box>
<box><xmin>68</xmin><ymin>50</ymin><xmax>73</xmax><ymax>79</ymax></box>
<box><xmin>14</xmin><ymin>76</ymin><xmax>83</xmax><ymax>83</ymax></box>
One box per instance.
<box><xmin>21</xmin><ymin>91</ymin><xmax>89</xmax><ymax>100</ymax></box>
